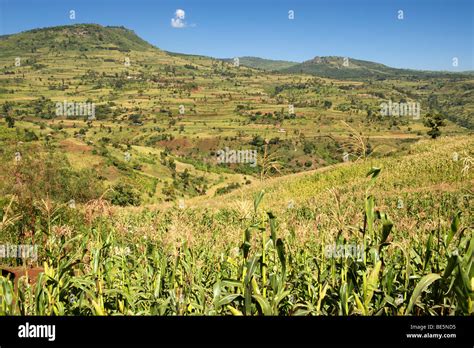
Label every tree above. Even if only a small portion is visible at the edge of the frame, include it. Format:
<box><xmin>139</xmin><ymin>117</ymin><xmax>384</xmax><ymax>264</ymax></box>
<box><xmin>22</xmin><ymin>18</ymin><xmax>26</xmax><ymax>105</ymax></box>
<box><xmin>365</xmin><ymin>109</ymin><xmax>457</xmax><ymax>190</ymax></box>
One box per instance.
<box><xmin>107</xmin><ymin>183</ymin><xmax>141</xmax><ymax>206</ymax></box>
<box><xmin>424</xmin><ymin>113</ymin><xmax>445</xmax><ymax>139</ymax></box>
<box><xmin>250</xmin><ymin>135</ymin><xmax>265</xmax><ymax>147</ymax></box>
<box><xmin>2</xmin><ymin>102</ymin><xmax>14</xmax><ymax>128</ymax></box>
<box><xmin>179</xmin><ymin>169</ymin><xmax>190</xmax><ymax>189</ymax></box>
<box><xmin>303</xmin><ymin>141</ymin><xmax>315</xmax><ymax>155</ymax></box>
<box><xmin>6</xmin><ymin>115</ymin><xmax>15</xmax><ymax>128</ymax></box>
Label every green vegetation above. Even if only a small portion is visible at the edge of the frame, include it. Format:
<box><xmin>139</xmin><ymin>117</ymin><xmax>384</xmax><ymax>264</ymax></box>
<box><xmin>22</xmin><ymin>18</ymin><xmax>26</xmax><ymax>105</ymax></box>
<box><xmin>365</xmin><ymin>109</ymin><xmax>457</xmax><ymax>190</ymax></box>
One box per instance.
<box><xmin>0</xmin><ymin>24</ymin><xmax>472</xmax><ymax>316</ymax></box>
<box><xmin>424</xmin><ymin>113</ymin><xmax>446</xmax><ymax>139</ymax></box>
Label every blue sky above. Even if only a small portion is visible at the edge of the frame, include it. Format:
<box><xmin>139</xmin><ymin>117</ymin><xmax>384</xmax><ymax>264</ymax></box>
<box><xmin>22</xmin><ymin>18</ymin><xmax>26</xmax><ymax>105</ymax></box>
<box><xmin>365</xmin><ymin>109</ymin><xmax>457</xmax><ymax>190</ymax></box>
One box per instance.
<box><xmin>0</xmin><ymin>0</ymin><xmax>472</xmax><ymax>71</ymax></box>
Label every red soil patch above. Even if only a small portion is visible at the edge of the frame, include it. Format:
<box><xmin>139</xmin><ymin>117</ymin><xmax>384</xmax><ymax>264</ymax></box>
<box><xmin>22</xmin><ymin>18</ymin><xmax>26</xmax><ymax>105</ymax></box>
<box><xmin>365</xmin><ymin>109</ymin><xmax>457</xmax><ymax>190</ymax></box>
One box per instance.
<box><xmin>158</xmin><ymin>138</ymin><xmax>193</xmax><ymax>151</ymax></box>
<box><xmin>0</xmin><ymin>266</ymin><xmax>44</xmax><ymax>291</ymax></box>
<box><xmin>196</xmin><ymin>137</ymin><xmax>220</xmax><ymax>151</ymax></box>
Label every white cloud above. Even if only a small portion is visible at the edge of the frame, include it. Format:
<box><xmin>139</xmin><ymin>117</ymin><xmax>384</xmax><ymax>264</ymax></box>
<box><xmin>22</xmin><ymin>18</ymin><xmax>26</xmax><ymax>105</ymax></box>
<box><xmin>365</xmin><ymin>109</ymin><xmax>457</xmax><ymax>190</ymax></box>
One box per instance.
<box><xmin>171</xmin><ymin>9</ymin><xmax>186</xmax><ymax>28</ymax></box>
<box><xmin>171</xmin><ymin>18</ymin><xmax>185</xmax><ymax>28</ymax></box>
<box><xmin>175</xmin><ymin>9</ymin><xmax>185</xmax><ymax>19</ymax></box>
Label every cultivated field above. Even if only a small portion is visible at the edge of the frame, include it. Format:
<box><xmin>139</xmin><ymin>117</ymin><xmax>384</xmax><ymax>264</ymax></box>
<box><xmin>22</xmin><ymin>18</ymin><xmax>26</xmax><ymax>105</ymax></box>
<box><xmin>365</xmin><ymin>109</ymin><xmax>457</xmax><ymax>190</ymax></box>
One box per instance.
<box><xmin>0</xmin><ymin>24</ymin><xmax>472</xmax><ymax>316</ymax></box>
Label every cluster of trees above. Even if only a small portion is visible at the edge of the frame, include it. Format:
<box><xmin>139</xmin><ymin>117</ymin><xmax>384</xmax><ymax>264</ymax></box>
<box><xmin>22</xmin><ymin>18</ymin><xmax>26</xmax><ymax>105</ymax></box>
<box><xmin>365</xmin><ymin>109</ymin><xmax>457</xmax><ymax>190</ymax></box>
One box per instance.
<box><xmin>215</xmin><ymin>182</ymin><xmax>241</xmax><ymax>196</ymax></box>
<box><xmin>106</xmin><ymin>183</ymin><xmax>141</xmax><ymax>206</ymax></box>
<box><xmin>159</xmin><ymin>150</ymin><xmax>208</xmax><ymax>200</ymax></box>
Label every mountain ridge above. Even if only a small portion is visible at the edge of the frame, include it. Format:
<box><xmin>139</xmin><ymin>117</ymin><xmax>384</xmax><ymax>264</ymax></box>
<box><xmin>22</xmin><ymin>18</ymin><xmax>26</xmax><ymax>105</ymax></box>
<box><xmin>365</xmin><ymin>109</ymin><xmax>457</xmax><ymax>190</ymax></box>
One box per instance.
<box><xmin>1</xmin><ymin>23</ymin><xmax>470</xmax><ymax>79</ymax></box>
<box><xmin>280</xmin><ymin>55</ymin><xmax>468</xmax><ymax>80</ymax></box>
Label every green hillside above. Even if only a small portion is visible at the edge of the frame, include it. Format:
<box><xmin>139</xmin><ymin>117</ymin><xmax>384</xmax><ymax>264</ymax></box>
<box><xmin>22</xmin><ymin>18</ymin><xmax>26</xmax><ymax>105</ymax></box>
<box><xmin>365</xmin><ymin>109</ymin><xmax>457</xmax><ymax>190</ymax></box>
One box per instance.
<box><xmin>0</xmin><ymin>24</ymin><xmax>156</xmax><ymax>54</ymax></box>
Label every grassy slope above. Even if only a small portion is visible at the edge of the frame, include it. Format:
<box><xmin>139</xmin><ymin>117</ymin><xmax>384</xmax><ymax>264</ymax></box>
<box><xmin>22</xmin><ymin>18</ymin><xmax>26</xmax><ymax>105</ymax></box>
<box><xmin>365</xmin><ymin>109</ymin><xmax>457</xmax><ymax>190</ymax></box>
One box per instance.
<box><xmin>183</xmin><ymin>135</ymin><xmax>473</xmax><ymax>214</ymax></box>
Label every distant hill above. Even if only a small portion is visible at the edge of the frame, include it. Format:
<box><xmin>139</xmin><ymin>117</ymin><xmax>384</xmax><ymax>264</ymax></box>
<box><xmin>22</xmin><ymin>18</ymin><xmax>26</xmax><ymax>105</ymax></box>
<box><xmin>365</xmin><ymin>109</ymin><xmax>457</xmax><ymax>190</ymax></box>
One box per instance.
<box><xmin>217</xmin><ymin>55</ymin><xmax>470</xmax><ymax>80</ymax></box>
<box><xmin>281</xmin><ymin>56</ymin><xmax>468</xmax><ymax>80</ymax></box>
<box><xmin>0</xmin><ymin>24</ymin><xmax>156</xmax><ymax>55</ymax></box>
<box><xmin>220</xmin><ymin>56</ymin><xmax>298</xmax><ymax>71</ymax></box>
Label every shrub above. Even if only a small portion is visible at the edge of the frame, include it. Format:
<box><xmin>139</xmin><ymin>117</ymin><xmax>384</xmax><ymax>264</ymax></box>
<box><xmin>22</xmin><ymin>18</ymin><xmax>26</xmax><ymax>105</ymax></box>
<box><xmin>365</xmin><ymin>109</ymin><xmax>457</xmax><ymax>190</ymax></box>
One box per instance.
<box><xmin>107</xmin><ymin>183</ymin><xmax>141</xmax><ymax>206</ymax></box>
